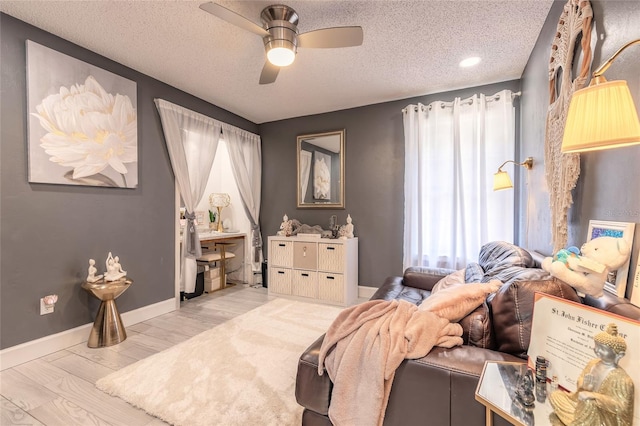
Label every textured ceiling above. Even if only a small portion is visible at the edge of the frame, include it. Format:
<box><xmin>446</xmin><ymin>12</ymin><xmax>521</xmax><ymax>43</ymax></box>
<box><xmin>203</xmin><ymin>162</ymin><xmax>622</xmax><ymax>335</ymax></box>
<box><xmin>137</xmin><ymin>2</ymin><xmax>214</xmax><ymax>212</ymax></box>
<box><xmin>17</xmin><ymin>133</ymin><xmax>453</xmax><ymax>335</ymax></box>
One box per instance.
<box><xmin>1</xmin><ymin>0</ymin><xmax>554</xmax><ymax>124</ymax></box>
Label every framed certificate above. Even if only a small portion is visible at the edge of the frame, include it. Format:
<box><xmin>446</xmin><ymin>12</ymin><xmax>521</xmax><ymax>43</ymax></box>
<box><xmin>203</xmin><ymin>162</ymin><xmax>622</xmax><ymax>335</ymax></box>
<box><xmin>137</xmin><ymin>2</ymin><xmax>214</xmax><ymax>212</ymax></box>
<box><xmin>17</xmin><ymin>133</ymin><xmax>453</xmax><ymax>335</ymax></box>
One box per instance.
<box><xmin>527</xmin><ymin>293</ymin><xmax>640</xmax><ymax>425</ymax></box>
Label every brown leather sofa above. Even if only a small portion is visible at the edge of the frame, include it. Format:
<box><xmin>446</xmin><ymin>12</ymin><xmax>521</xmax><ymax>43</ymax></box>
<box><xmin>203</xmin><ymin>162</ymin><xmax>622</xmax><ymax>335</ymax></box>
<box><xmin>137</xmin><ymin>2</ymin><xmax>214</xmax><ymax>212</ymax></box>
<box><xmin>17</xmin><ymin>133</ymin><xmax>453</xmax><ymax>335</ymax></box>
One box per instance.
<box><xmin>295</xmin><ymin>242</ymin><xmax>640</xmax><ymax>425</ymax></box>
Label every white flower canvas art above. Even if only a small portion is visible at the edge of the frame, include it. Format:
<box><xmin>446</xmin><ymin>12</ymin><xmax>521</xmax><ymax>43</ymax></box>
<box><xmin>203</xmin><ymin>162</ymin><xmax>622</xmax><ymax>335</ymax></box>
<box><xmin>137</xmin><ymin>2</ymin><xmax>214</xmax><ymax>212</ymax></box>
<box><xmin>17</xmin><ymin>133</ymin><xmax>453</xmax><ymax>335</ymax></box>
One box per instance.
<box><xmin>27</xmin><ymin>40</ymin><xmax>138</xmax><ymax>188</ymax></box>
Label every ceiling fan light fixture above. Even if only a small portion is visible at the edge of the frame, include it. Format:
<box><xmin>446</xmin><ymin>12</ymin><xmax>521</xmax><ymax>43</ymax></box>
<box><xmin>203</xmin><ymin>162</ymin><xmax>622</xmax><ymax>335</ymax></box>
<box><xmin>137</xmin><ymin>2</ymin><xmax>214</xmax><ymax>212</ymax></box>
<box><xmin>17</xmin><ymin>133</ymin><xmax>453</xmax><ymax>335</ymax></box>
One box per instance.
<box><xmin>200</xmin><ymin>2</ymin><xmax>364</xmax><ymax>83</ymax></box>
<box><xmin>267</xmin><ymin>45</ymin><xmax>296</xmax><ymax>67</ymax></box>
<box><xmin>263</xmin><ymin>18</ymin><xmax>298</xmax><ymax>67</ymax></box>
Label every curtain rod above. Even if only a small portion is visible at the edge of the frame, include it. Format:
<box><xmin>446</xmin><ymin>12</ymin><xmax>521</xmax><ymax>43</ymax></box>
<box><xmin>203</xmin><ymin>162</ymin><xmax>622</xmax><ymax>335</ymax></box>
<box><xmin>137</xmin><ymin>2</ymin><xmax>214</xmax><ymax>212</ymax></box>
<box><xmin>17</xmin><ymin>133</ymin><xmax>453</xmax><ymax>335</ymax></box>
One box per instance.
<box><xmin>403</xmin><ymin>91</ymin><xmax>522</xmax><ymax>113</ymax></box>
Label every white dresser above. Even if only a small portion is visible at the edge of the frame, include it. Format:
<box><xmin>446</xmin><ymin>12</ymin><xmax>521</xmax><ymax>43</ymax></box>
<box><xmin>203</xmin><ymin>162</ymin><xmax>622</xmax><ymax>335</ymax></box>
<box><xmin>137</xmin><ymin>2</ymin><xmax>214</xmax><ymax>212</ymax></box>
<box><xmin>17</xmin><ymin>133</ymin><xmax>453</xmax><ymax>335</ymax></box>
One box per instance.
<box><xmin>268</xmin><ymin>235</ymin><xmax>358</xmax><ymax>306</ymax></box>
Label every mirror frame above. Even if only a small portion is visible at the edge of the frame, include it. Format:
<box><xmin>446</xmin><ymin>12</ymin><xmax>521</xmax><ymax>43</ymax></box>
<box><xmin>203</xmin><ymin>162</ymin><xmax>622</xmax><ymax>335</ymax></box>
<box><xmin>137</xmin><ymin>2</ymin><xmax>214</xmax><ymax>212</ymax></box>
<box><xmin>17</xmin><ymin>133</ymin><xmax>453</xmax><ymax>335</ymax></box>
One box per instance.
<box><xmin>296</xmin><ymin>129</ymin><xmax>345</xmax><ymax>209</ymax></box>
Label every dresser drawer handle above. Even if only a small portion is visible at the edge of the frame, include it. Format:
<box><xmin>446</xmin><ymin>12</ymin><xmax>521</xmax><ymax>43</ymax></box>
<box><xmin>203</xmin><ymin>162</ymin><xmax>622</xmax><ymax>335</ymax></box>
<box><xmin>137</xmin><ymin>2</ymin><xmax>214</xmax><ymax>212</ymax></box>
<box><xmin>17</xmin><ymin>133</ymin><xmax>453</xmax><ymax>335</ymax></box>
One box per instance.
<box><xmin>327</xmin><ymin>247</ymin><xmax>335</xmax><ymax>250</ymax></box>
<box><xmin>278</xmin><ymin>271</ymin><xmax>285</xmax><ymax>274</ymax></box>
<box><xmin>326</xmin><ymin>276</ymin><xmax>335</xmax><ymax>280</ymax></box>
<box><xmin>278</xmin><ymin>243</ymin><xmax>286</xmax><ymax>247</ymax></box>
<box><xmin>301</xmin><ymin>273</ymin><xmax>309</xmax><ymax>277</ymax></box>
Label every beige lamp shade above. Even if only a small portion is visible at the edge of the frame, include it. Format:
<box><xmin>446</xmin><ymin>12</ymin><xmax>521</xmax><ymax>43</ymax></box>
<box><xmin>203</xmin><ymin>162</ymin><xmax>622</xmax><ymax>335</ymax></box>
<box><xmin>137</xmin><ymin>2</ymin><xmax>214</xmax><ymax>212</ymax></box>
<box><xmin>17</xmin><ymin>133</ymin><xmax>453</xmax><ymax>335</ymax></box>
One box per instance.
<box><xmin>209</xmin><ymin>193</ymin><xmax>230</xmax><ymax>208</ymax></box>
<box><xmin>492</xmin><ymin>157</ymin><xmax>532</xmax><ymax>191</ymax></box>
<box><xmin>493</xmin><ymin>170</ymin><xmax>513</xmax><ymax>191</ymax></box>
<box><xmin>562</xmin><ymin>79</ymin><xmax>640</xmax><ymax>153</ymax></box>
<box><xmin>209</xmin><ymin>193</ymin><xmax>230</xmax><ymax>232</ymax></box>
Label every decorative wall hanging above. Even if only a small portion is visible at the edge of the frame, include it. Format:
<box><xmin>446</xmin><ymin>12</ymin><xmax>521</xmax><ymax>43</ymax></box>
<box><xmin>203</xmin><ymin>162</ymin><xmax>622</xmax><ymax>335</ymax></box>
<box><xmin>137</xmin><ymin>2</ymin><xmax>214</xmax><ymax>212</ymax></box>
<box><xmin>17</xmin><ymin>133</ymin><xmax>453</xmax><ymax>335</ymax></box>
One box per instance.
<box><xmin>544</xmin><ymin>0</ymin><xmax>593</xmax><ymax>252</ymax></box>
<box><xmin>27</xmin><ymin>40</ymin><xmax>138</xmax><ymax>188</ymax></box>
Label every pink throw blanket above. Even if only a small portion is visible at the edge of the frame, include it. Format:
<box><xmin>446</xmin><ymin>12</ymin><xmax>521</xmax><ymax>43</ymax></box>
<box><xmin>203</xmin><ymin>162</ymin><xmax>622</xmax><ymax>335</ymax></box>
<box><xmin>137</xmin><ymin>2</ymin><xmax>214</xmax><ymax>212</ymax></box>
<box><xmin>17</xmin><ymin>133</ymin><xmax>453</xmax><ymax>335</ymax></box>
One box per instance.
<box><xmin>318</xmin><ymin>299</ymin><xmax>463</xmax><ymax>426</ymax></box>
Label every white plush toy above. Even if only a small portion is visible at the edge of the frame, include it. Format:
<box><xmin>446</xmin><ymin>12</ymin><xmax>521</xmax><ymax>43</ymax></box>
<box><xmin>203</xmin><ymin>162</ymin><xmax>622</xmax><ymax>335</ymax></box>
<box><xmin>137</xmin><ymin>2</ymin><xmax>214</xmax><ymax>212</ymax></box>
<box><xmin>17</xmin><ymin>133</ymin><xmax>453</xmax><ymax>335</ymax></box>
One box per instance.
<box><xmin>541</xmin><ymin>236</ymin><xmax>631</xmax><ymax>298</ymax></box>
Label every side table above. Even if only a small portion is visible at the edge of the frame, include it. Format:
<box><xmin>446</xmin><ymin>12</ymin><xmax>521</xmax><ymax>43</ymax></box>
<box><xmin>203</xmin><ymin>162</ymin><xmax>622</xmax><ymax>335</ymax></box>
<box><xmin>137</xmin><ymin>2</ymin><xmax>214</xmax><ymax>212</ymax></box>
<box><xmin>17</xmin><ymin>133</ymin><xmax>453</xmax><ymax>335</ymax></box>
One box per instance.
<box><xmin>81</xmin><ymin>277</ymin><xmax>132</xmax><ymax>348</ymax></box>
<box><xmin>475</xmin><ymin>361</ymin><xmax>557</xmax><ymax>426</ymax></box>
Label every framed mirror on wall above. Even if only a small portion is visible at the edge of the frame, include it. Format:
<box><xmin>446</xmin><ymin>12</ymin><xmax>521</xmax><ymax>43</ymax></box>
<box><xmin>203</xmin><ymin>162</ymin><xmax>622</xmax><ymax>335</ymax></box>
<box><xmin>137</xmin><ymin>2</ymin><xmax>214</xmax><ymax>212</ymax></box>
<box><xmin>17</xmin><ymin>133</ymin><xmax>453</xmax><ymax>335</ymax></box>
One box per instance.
<box><xmin>297</xmin><ymin>129</ymin><xmax>345</xmax><ymax>209</ymax></box>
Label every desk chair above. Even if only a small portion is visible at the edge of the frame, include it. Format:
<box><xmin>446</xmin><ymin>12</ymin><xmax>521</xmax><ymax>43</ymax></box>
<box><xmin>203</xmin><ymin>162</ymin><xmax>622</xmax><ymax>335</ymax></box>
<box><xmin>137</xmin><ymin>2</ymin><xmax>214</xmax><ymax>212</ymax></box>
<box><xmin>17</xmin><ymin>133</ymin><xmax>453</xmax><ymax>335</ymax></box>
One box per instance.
<box><xmin>197</xmin><ymin>245</ymin><xmax>236</xmax><ymax>291</ymax></box>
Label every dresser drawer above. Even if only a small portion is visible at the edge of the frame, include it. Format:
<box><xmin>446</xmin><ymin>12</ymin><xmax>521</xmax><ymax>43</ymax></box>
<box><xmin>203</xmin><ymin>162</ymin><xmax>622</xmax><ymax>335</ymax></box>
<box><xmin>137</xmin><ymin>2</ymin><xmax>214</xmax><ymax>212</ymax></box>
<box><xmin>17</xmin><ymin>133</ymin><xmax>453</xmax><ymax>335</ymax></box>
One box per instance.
<box><xmin>293</xmin><ymin>241</ymin><xmax>318</xmax><ymax>270</ymax></box>
<box><xmin>318</xmin><ymin>243</ymin><xmax>344</xmax><ymax>273</ymax></box>
<box><xmin>269</xmin><ymin>267</ymin><xmax>292</xmax><ymax>295</ymax></box>
<box><xmin>270</xmin><ymin>240</ymin><xmax>293</xmax><ymax>267</ymax></box>
<box><xmin>292</xmin><ymin>270</ymin><xmax>318</xmax><ymax>298</ymax></box>
<box><xmin>318</xmin><ymin>273</ymin><xmax>344</xmax><ymax>303</ymax></box>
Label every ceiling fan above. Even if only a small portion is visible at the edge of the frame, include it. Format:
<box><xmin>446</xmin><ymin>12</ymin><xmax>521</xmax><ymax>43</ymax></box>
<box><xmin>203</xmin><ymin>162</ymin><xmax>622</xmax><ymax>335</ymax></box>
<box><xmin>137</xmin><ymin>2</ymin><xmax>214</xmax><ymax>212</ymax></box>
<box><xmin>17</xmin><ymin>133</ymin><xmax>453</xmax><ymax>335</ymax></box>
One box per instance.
<box><xmin>199</xmin><ymin>2</ymin><xmax>364</xmax><ymax>84</ymax></box>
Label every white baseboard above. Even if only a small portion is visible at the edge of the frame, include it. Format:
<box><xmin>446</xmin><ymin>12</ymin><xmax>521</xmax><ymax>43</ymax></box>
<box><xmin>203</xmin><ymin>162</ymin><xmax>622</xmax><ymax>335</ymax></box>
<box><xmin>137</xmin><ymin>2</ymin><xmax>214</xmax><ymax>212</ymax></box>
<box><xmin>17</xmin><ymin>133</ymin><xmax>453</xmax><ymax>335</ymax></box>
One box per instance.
<box><xmin>358</xmin><ymin>285</ymin><xmax>377</xmax><ymax>299</ymax></box>
<box><xmin>0</xmin><ymin>298</ymin><xmax>175</xmax><ymax>371</ymax></box>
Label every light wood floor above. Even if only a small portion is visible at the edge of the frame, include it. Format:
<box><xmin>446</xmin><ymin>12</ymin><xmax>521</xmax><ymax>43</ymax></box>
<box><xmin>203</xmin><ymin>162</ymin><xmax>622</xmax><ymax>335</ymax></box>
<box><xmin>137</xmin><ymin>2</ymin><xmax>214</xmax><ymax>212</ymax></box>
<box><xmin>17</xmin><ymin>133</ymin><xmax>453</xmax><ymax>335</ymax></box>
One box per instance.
<box><xmin>0</xmin><ymin>284</ymin><xmax>274</xmax><ymax>426</ymax></box>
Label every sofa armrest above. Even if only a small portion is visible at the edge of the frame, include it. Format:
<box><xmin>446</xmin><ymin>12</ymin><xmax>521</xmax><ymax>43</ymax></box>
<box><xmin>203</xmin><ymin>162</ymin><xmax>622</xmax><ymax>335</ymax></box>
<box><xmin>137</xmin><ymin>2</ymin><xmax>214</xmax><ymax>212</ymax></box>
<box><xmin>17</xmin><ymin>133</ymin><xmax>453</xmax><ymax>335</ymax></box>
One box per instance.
<box><xmin>371</xmin><ymin>276</ymin><xmax>433</xmax><ymax>305</ymax></box>
<box><xmin>402</xmin><ymin>266</ymin><xmax>455</xmax><ymax>291</ymax></box>
<box><xmin>583</xmin><ymin>292</ymin><xmax>640</xmax><ymax>320</ymax></box>
<box><xmin>370</xmin><ymin>267</ymin><xmax>455</xmax><ymax>305</ymax></box>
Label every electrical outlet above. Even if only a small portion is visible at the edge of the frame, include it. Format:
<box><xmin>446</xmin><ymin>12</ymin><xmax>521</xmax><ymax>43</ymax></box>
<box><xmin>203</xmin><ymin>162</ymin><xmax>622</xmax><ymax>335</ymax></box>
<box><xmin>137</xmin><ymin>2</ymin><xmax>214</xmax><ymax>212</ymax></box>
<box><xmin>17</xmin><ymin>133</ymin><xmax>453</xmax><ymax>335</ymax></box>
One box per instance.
<box><xmin>40</xmin><ymin>298</ymin><xmax>54</xmax><ymax>315</ymax></box>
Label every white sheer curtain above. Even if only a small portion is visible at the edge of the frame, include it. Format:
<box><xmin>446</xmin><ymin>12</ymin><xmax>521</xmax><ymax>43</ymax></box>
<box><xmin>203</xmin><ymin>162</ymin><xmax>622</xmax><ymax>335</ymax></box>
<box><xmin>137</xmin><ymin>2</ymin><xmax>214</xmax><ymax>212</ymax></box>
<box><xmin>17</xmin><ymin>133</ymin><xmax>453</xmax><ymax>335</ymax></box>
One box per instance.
<box><xmin>155</xmin><ymin>99</ymin><xmax>222</xmax><ymax>293</ymax></box>
<box><xmin>299</xmin><ymin>150</ymin><xmax>312</xmax><ymax>202</ymax></box>
<box><xmin>403</xmin><ymin>90</ymin><xmax>515</xmax><ymax>271</ymax></box>
<box><xmin>223</xmin><ymin>124</ymin><xmax>263</xmax><ymax>269</ymax></box>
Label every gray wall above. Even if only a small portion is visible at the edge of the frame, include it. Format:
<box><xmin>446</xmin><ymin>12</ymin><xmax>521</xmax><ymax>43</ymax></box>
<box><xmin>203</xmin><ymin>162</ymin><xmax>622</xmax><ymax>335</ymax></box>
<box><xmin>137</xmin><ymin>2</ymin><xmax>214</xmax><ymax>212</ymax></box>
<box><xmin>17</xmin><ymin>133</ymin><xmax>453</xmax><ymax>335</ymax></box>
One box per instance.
<box><xmin>0</xmin><ymin>13</ymin><xmax>258</xmax><ymax>349</ymax></box>
<box><xmin>519</xmin><ymin>0</ymin><xmax>640</xmax><ymax>298</ymax></box>
<box><xmin>260</xmin><ymin>80</ymin><xmax>521</xmax><ymax>287</ymax></box>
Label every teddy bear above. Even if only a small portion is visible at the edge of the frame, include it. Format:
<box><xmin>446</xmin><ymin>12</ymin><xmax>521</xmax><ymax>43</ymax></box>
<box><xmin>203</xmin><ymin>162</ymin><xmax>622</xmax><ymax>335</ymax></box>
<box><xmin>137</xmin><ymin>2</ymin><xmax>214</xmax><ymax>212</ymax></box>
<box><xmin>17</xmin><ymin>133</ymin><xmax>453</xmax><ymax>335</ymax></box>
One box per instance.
<box><xmin>541</xmin><ymin>236</ymin><xmax>631</xmax><ymax>298</ymax></box>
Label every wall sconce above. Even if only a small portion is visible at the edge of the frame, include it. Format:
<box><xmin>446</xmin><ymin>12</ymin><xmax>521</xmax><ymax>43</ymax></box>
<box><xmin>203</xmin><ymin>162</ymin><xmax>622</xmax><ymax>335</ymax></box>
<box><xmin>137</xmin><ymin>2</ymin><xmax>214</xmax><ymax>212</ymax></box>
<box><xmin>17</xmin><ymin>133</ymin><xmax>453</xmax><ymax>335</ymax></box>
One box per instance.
<box><xmin>209</xmin><ymin>193</ymin><xmax>230</xmax><ymax>232</ymax></box>
<box><xmin>493</xmin><ymin>157</ymin><xmax>534</xmax><ymax>191</ymax></box>
<box><xmin>562</xmin><ymin>39</ymin><xmax>640</xmax><ymax>153</ymax></box>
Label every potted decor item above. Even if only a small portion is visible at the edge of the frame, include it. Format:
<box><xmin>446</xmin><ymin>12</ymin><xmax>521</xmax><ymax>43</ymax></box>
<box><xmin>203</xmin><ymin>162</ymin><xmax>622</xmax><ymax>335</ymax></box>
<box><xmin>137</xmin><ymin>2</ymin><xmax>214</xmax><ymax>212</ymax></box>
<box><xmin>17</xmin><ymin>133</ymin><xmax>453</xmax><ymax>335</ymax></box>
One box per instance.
<box><xmin>208</xmin><ymin>210</ymin><xmax>217</xmax><ymax>230</ymax></box>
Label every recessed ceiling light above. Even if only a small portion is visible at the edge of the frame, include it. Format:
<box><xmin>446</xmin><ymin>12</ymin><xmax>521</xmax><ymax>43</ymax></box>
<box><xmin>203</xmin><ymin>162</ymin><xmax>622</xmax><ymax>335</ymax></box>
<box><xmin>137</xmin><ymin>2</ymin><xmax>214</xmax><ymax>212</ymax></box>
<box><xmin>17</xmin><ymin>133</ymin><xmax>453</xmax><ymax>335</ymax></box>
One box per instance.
<box><xmin>459</xmin><ymin>57</ymin><xmax>481</xmax><ymax>68</ymax></box>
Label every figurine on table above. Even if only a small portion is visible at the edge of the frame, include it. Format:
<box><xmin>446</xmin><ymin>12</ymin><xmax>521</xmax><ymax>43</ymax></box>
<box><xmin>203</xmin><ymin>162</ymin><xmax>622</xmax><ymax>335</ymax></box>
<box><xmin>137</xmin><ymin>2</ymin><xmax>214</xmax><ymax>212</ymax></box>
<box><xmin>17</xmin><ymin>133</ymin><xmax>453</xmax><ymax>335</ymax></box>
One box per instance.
<box><xmin>104</xmin><ymin>252</ymin><xmax>127</xmax><ymax>281</ymax></box>
<box><xmin>549</xmin><ymin>323</ymin><xmax>634</xmax><ymax>426</ymax></box>
<box><xmin>86</xmin><ymin>259</ymin><xmax>103</xmax><ymax>283</ymax></box>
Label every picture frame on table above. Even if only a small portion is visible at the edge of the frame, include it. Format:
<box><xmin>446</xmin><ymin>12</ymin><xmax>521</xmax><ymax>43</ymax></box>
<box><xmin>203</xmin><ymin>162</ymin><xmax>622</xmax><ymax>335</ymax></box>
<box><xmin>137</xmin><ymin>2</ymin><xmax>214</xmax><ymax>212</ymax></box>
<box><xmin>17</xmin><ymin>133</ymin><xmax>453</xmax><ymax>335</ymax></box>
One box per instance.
<box><xmin>587</xmin><ymin>220</ymin><xmax>635</xmax><ymax>298</ymax></box>
<box><xmin>194</xmin><ymin>211</ymin><xmax>207</xmax><ymax>227</ymax></box>
<box><xmin>630</xmin><ymin>254</ymin><xmax>640</xmax><ymax>308</ymax></box>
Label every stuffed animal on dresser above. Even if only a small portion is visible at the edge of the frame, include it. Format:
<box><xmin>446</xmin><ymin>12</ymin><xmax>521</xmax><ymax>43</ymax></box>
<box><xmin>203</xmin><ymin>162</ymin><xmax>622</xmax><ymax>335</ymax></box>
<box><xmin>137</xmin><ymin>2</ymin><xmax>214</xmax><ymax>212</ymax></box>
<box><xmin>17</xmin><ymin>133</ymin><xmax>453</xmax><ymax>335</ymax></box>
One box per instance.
<box><xmin>541</xmin><ymin>236</ymin><xmax>631</xmax><ymax>298</ymax></box>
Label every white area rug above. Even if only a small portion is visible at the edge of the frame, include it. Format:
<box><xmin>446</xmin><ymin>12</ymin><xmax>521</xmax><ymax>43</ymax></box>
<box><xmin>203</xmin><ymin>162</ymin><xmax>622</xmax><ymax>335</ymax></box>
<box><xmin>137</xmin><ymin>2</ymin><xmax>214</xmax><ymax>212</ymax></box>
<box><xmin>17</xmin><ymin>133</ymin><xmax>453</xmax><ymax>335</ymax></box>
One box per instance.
<box><xmin>96</xmin><ymin>298</ymin><xmax>342</xmax><ymax>426</ymax></box>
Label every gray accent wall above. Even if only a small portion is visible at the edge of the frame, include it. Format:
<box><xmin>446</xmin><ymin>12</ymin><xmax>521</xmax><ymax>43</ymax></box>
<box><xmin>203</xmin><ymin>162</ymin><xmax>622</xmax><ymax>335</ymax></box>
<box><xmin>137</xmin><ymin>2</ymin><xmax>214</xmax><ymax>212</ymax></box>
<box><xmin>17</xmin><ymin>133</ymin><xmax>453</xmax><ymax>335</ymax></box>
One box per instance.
<box><xmin>260</xmin><ymin>80</ymin><xmax>521</xmax><ymax>287</ymax></box>
<box><xmin>519</xmin><ymin>0</ymin><xmax>640</xmax><ymax>298</ymax></box>
<box><xmin>0</xmin><ymin>13</ymin><xmax>258</xmax><ymax>350</ymax></box>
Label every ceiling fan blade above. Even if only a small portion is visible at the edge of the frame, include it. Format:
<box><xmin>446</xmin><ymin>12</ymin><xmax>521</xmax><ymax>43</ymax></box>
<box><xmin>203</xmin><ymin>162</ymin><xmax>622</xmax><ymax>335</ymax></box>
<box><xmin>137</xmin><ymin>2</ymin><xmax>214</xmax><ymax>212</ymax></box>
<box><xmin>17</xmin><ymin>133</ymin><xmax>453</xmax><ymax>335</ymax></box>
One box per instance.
<box><xmin>199</xmin><ymin>2</ymin><xmax>269</xmax><ymax>37</ymax></box>
<box><xmin>298</xmin><ymin>26</ymin><xmax>363</xmax><ymax>49</ymax></box>
<box><xmin>259</xmin><ymin>61</ymin><xmax>280</xmax><ymax>85</ymax></box>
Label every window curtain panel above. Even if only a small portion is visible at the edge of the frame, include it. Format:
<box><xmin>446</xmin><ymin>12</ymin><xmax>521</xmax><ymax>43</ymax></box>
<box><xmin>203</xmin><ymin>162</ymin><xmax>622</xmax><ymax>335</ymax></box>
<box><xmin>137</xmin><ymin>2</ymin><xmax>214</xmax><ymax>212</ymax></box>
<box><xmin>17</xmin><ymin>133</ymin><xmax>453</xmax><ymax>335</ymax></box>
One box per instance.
<box><xmin>222</xmin><ymin>124</ymin><xmax>263</xmax><ymax>269</ymax></box>
<box><xmin>155</xmin><ymin>99</ymin><xmax>222</xmax><ymax>293</ymax></box>
<box><xmin>403</xmin><ymin>90</ymin><xmax>515</xmax><ymax>271</ymax></box>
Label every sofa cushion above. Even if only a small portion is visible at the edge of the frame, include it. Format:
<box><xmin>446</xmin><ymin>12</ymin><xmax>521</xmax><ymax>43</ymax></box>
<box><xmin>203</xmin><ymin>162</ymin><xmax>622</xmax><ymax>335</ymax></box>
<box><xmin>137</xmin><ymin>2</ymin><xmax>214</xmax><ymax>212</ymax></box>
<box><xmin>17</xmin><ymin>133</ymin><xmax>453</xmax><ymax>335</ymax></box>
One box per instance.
<box><xmin>488</xmin><ymin>277</ymin><xmax>581</xmax><ymax>358</ymax></box>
